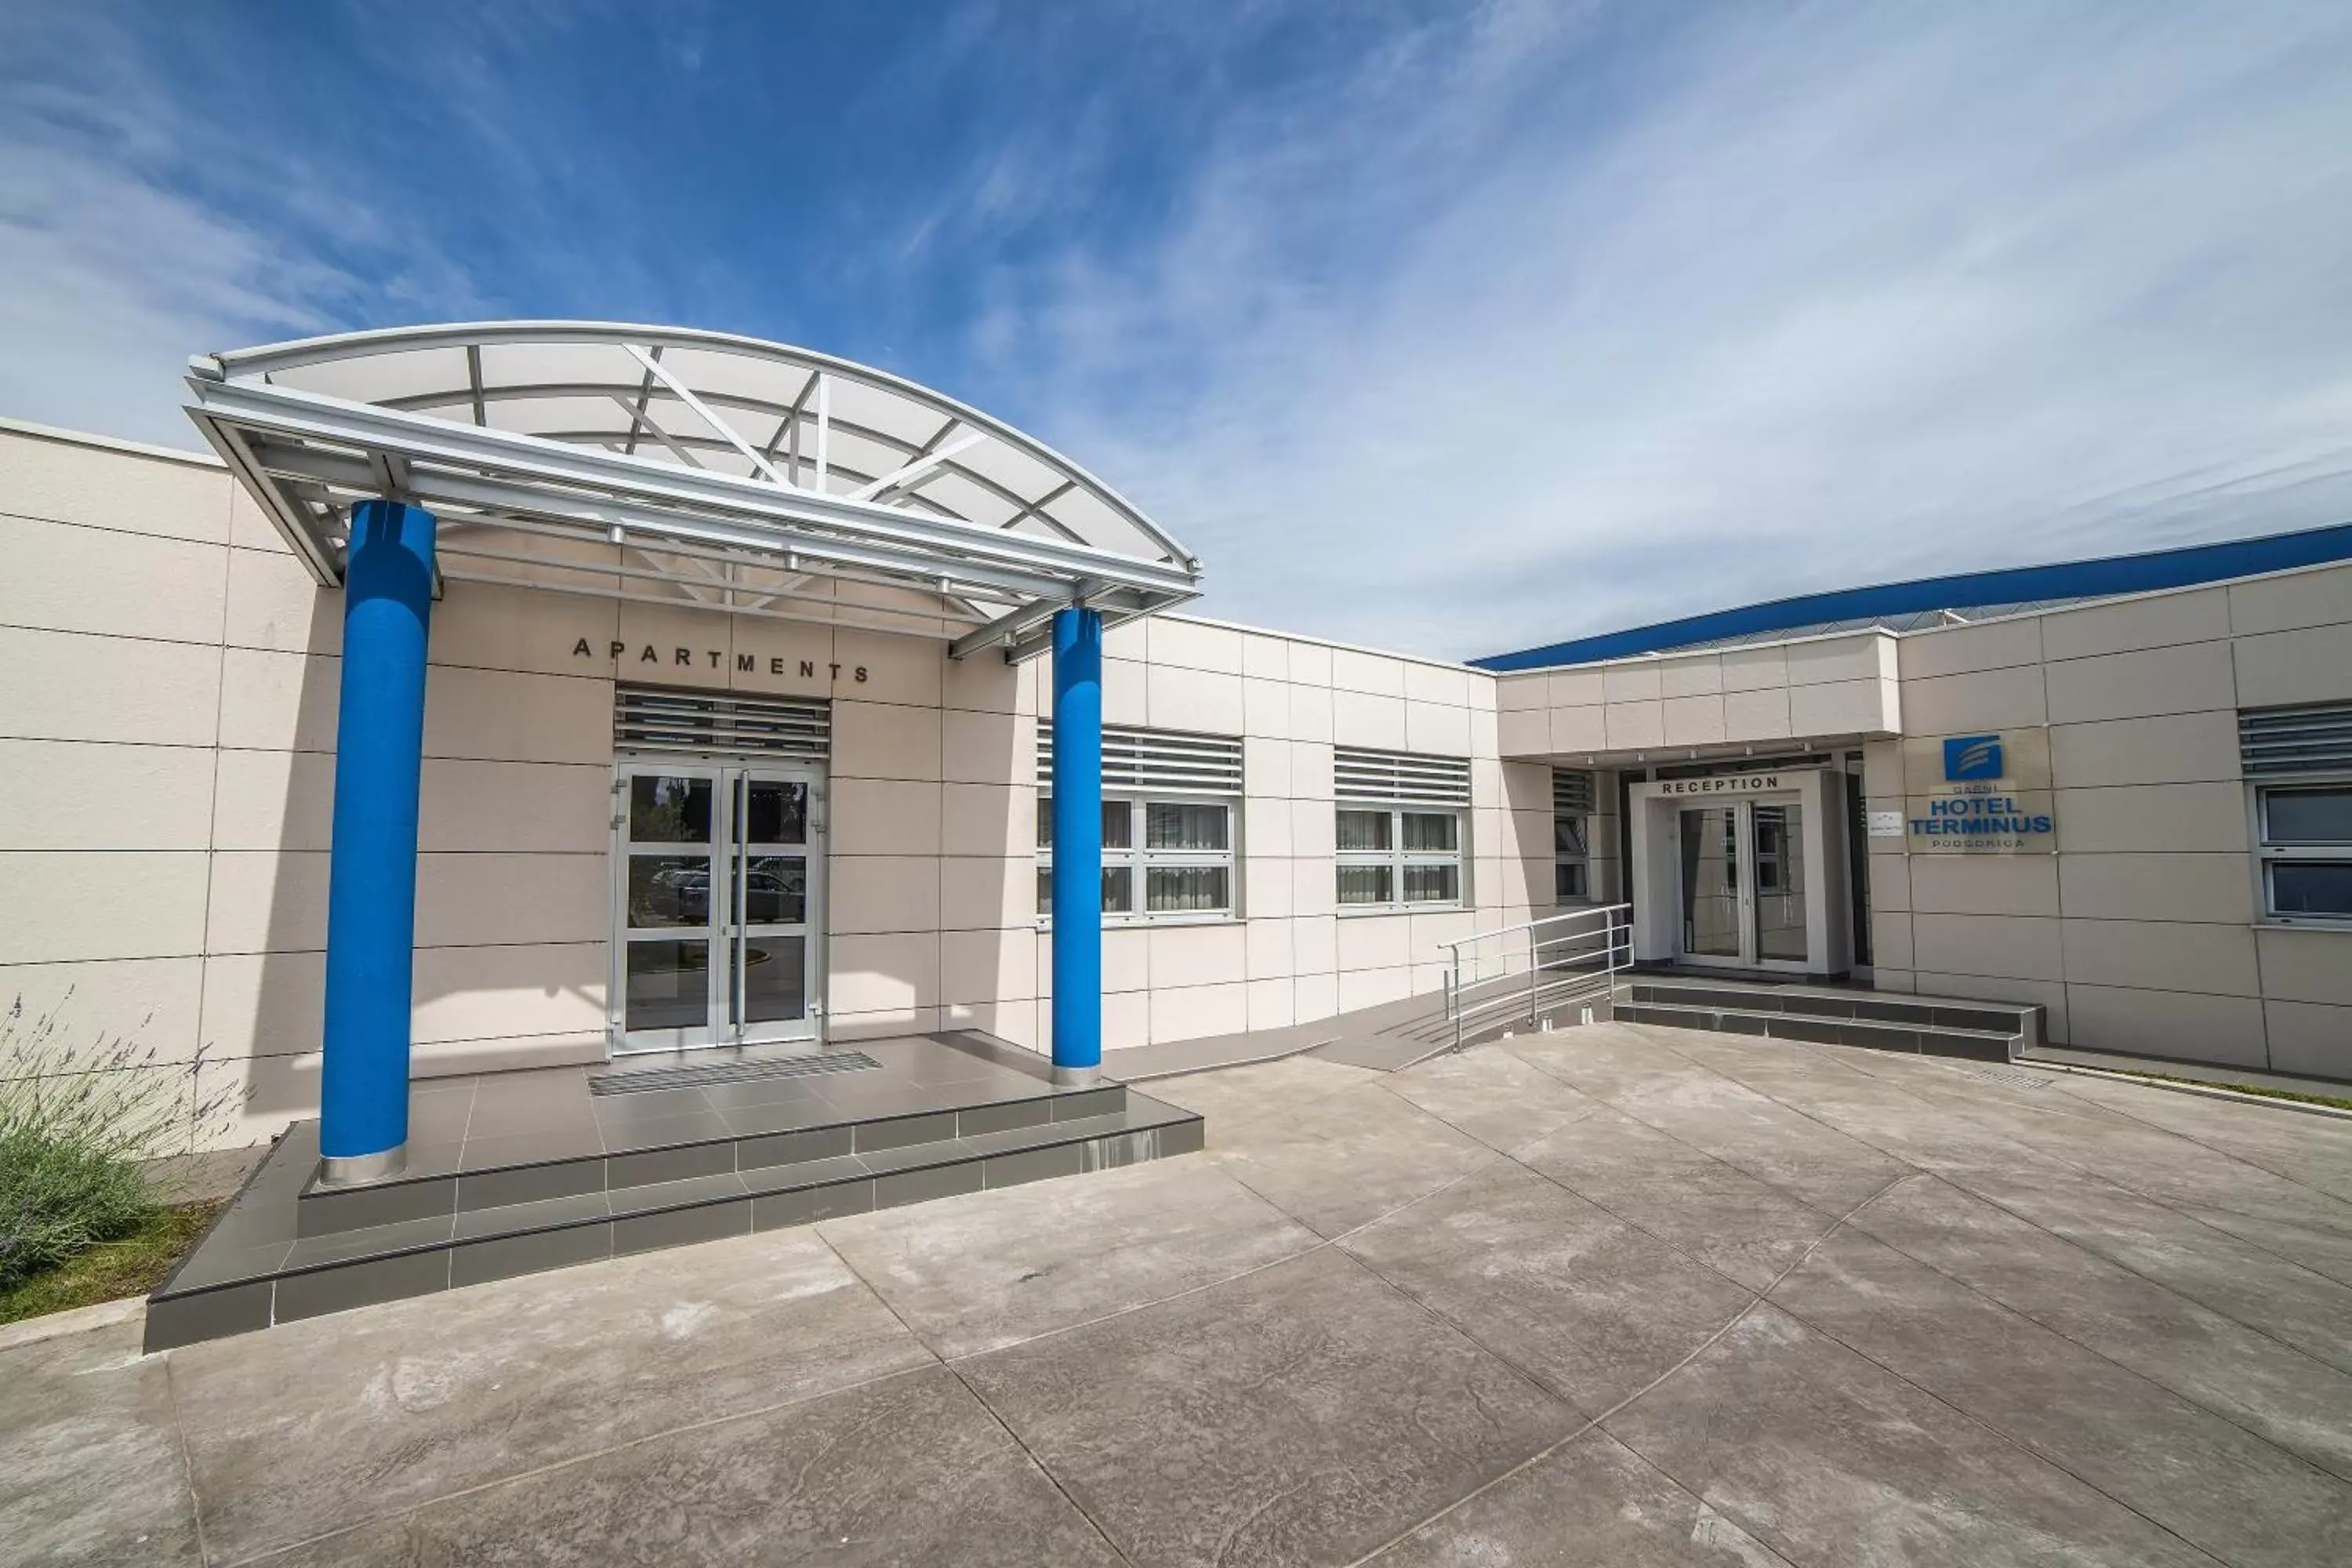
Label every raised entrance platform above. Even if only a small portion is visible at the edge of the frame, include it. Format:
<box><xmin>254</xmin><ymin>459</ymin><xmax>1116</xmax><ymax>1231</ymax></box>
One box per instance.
<box><xmin>146</xmin><ymin>1033</ymin><xmax>1201</xmax><ymax>1352</ymax></box>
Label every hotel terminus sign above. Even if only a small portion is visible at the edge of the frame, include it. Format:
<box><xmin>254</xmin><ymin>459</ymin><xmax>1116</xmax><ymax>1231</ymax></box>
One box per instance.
<box><xmin>1900</xmin><ymin>729</ymin><xmax>2056</xmax><ymax>854</ymax></box>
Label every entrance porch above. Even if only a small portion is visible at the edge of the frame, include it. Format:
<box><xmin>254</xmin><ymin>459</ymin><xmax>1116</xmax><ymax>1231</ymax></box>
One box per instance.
<box><xmin>182</xmin><ymin>321</ymin><xmax>1209</xmax><ymax>1186</ymax></box>
<box><xmin>143</xmin><ymin>1033</ymin><xmax>1202</xmax><ymax>1352</ymax></box>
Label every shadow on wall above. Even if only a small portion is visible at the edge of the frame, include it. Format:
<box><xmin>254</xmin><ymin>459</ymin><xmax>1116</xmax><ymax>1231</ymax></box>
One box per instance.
<box><xmin>232</xmin><ymin>581</ymin><xmax>614</xmax><ymax>1138</ymax></box>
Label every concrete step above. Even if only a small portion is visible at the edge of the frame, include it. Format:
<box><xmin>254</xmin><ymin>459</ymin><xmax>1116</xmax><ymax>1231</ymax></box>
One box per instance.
<box><xmin>1613</xmin><ymin>1000</ymin><xmax>2019</xmax><ymax>1063</ymax></box>
<box><xmin>292</xmin><ymin>1083</ymin><xmax>1130</xmax><ymax>1238</ymax></box>
<box><xmin>1624</xmin><ymin>980</ymin><xmax>2042</xmax><ymax>1047</ymax></box>
<box><xmin>144</xmin><ymin>1091</ymin><xmax>1202</xmax><ymax>1354</ymax></box>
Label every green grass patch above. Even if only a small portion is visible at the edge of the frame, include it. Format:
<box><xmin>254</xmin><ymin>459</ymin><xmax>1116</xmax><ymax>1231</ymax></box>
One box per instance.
<box><xmin>3</xmin><ymin>989</ymin><xmax>241</xmax><ymax>1301</ymax></box>
<box><xmin>2123</xmin><ymin>1071</ymin><xmax>2352</xmax><ymax>1112</ymax></box>
<box><xmin>0</xmin><ymin>1200</ymin><xmax>225</xmax><ymax>1327</ymax></box>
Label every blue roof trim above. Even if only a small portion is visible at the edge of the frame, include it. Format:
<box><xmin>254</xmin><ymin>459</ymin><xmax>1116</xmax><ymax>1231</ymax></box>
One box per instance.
<box><xmin>1471</xmin><ymin>521</ymin><xmax>2352</xmax><ymax>672</ymax></box>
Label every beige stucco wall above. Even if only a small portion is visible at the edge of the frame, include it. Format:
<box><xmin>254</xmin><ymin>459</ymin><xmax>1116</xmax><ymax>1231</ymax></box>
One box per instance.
<box><xmin>1487</xmin><ymin>555</ymin><xmax>2350</xmax><ymax>1078</ymax></box>
<box><xmin>1023</xmin><ymin>612</ymin><xmax>1541</xmax><ymax>1050</ymax></box>
<box><xmin>1861</xmin><ymin>567</ymin><xmax>2352</xmax><ymax>1076</ymax></box>
<box><xmin>1</xmin><ymin>426</ymin><xmax>636</xmax><ymax>1147</ymax></box>
<box><xmin>1496</xmin><ymin>631</ymin><xmax>1902</xmax><ymax>758</ymax></box>
<box><xmin>0</xmin><ymin>423</ymin><xmax>1547</xmax><ymax>1151</ymax></box>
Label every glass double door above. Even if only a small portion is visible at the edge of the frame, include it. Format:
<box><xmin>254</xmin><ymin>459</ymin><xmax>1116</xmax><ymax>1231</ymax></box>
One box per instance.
<box><xmin>1675</xmin><ymin>800</ymin><xmax>1807</xmax><ymax>969</ymax></box>
<box><xmin>615</xmin><ymin>763</ymin><xmax>821</xmax><ymax>1052</ymax></box>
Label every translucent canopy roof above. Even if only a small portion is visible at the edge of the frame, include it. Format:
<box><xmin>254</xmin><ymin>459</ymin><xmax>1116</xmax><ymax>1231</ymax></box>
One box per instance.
<box><xmin>186</xmin><ymin>321</ymin><xmax>1202</xmax><ymax>659</ymax></box>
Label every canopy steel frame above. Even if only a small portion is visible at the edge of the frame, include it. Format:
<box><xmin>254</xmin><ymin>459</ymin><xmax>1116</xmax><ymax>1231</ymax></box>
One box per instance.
<box><xmin>187</xmin><ymin>321</ymin><xmax>1204</xmax><ymax>659</ymax></box>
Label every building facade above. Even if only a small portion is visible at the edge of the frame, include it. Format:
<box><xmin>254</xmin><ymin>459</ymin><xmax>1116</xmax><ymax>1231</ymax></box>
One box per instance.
<box><xmin>1484</xmin><ymin>534</ymin><xmax>2352</xmax><ymax>1080</ymax></box>
<box><xmin>1</xmin><ymin>417</ymin><xmax>1564</xmax><ymax>1153</ymax></box>
<box><xmin>5</xmin><ymin>359</ymin><xmax>2350</xmax><ymax>1158</ymax></box>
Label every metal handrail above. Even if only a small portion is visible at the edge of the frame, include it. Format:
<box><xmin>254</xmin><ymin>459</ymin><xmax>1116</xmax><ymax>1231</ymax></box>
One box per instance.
<box><xmin>1438</xmin><ymin>903</ymin><xmax>1633</xmax><ymax>1053</ymax></box>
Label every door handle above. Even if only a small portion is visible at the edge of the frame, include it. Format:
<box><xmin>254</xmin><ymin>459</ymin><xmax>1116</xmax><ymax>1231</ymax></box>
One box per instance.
<box><xmin>732</xmin><ymin>775</ymin><xmax>749</xmax><ymax>1038</ymax></box>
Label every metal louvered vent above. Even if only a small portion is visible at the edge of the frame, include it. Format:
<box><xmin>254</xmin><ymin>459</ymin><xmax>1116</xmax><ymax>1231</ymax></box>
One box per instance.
<box><xmin>1552</xmin><ymin>768</ymin><xmax>1596</xmax><ymax>814</ymax></box>
<box><xmin>1966</xmin><ymin>1065</ymin><xmax>2054</xmax><ymax>1091</ymax></box>
<box><xmin>616</xmin><ymin>686</ymin><xmax>830</xmax><ymax>760</ymax></box>
<box><xmin>1037</xmin><ymin>724</ymin><xmax>1244</xmax><ymax>794</ymax></box>
<box><xmin>2240</xmin><ymin>702</ymin><xmax>2352</xmax><ymax>777</ymax></box>
<box><xmin>1335</xmin><ymin>746</ymin><xmax>1472</xmax><ymax>805</ymax></box>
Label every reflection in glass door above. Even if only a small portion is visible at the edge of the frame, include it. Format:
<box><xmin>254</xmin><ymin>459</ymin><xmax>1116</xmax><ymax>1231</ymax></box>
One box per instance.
<box><xmin>728</xmin><ymin>771</ymin><xmax>812</xmax><ymax>1041</ymax></box>
<box><xmin>1751</xmin><ymin>804</ymin><xmax>1807</xmax><ymax>963</ymax></box>
<box><xmin>1676</xmin><ymin>808</ymin><xmax>1743</xmax><ymax>959</ymax></box>
<box><xmin>615</xmin><ymin>764</ymin><xmax>822</xmax><ymax>1052</ymax></box>
<box><xmin>1674</xmin><ymin>799</ymin><xmax>1807</xmax><ymax>969</ymax></box>
<box><xmin>621</xmin><ymin>771</ymin><xmax>719</xmax><ymax>1047</ymax></box>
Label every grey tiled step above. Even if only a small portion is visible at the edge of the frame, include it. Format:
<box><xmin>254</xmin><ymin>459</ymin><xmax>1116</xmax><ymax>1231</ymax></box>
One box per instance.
<box><xmin>1613</xmin><ymin>1001</ymin><xmax>2019</xmax><ymax>1063</ymax></box>
<box><xmin>143</xmin><ymin>1095</ymin><xmax>1203</xmax><ymax>1354</ymax></box>
<box><xmin>1626</xmin><ymin>982</ymin><xmax>2039</xmax><ymax>1043</ymax></box>
<box><xmin>294</xmin><ymin>1083</ymin><xmax>1131</xmax><ymax>1238</ymax></box>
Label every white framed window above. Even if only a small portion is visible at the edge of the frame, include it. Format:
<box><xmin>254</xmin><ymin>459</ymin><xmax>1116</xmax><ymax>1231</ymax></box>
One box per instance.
<box><xmin>1036</xmin><ymin>794</ymin><xmax>1236</xmax><ymax>920</ymax></box>
<box><xmin>1553</xmin><ymin>768</ymin><xmax>1595</xmax><ymax>903</ymax></box>
<box><xmin>2253</xmin><ymin>782</ymin><xmax>2352</xmax><ymax>923</ymax></box>
<box><xmin>1336</xmin><ymin>805</ymin><xmax>1465</xmax><ymax>907</ymax></box>
<box><xmin>1036</xmin><ymin>725</ymin><xmax>1242</xmax><ymax>924</ymax></box>
<box><xmin>1334</xmin><ymin>747</ymin><xmax>1469</xmax><ymax>911</ymax></box>
<box><xmin>2241</xmin><ymin>703</ymin><xmax>2352</xmax><ymax>925</ymax></box>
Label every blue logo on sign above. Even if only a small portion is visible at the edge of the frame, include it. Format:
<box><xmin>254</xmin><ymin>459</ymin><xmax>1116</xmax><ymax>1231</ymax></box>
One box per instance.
<box><xmin>1944</xmin><ymin>735</ymin><xmax>2003</xmax><ymax>781</ymax></box>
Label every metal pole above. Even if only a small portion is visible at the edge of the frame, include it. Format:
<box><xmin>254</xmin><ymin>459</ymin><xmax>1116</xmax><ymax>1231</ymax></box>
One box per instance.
<box><xmin>1049</xmin><ymin>606</ymin><xmax>1103</xmax><ymax>1086</ymax></box>
<box><xmin>319</xmin><ymin>497</ymin><xmax>437</xmax><ymax>1186</ymax></box>
<box><xmin>1528</xmin><ymin>925</ymin><xmax>1540</xmax><ymax>1025</ymax></box>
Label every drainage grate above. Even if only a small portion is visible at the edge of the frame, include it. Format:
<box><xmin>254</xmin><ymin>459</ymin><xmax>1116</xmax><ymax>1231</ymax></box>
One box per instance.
<box><xmin>590</xmin><ymin>1051</ymin><xmax>882</xmax><ymax>1096</ymax></box>
<box><xmin>1965</xmin><ymin>1065</ymin><xmax>2053</xmax><ymax>1091</ymax></box>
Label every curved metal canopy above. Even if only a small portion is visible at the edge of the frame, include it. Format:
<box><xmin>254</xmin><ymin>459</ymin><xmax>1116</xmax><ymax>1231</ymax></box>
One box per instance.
<box><xmin>186</xmin><ymin>321</ymin><xmax>1202</xmax><ymax>659</ymax></box>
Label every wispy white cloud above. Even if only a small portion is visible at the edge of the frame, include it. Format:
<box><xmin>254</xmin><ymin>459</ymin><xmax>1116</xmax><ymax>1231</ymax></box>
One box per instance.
<box><xmin>985</xmin><ymin>2</ymin><xmax>2352</xmax><ymax>656</ymax></box>
<box><xmin>0</xmin><ymin>6</ymin><xmax>498</xmax><ymax>444</ymax></box>
<box><xmin>0</xmin><ymin>136</ymin><xmax>345</xmax><ymax>443</ymax></box>
<box><xmin>5</xmin><ymin>2</ymin><xmax>2350</xmax><ymax>662</ymax></box>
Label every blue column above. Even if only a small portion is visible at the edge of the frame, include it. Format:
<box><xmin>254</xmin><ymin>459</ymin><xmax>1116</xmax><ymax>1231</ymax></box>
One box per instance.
<box><xmin>1050</xmin><ymin>607</ymin><xmax>1103</xmax><ymax>1083</ymax></box>
<box><xmin>319</xmin><ymin>498</ymin><xmax>437</xmax><ymax>1182</ymax></box>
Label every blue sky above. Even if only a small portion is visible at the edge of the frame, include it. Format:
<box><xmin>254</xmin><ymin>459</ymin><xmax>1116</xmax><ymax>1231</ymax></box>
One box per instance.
<box><xmin>5</xmin><ymin>2</ymin><xmax>2352</xmax><ymax>658</ymax></box>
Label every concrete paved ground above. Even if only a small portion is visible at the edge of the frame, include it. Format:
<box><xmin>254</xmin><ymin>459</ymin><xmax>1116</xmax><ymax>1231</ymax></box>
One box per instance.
<box><xmin>7</xmin><ymin>1020</ymin><xmax>2352</xmax><ymax>1566</ymax></box>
